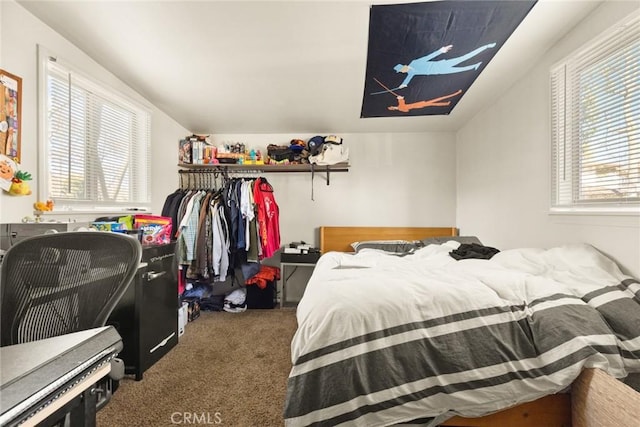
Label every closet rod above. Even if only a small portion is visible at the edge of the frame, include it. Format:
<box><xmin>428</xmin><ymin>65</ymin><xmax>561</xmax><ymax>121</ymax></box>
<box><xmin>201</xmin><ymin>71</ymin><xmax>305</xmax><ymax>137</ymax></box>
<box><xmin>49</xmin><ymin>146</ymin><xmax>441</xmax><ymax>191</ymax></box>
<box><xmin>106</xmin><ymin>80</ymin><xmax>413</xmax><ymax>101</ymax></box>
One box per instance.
<box><xmin>178</xmin><ymin>169</ymin><xmax>223</xmax><ymax>174</ymax></box>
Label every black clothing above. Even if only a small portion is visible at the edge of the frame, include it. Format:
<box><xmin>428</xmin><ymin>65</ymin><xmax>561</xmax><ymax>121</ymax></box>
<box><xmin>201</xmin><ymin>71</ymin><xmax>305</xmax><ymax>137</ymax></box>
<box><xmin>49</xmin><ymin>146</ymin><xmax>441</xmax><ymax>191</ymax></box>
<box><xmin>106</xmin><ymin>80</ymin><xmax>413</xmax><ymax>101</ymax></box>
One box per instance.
<box><xmin>449</xmin><ymin>243</ymin><xmax>500</xmax><ymax>260</ymax></box>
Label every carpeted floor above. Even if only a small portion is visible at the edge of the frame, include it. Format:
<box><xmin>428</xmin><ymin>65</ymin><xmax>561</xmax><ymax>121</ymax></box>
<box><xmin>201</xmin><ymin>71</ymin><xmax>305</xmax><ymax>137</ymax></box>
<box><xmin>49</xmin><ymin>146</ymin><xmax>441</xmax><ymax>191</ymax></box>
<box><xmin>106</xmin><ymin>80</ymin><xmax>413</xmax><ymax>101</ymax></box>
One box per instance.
<box><xmin>97</xmin><ymin>309</ymin><xmax>298</xmax><ymax>427</ymax></box>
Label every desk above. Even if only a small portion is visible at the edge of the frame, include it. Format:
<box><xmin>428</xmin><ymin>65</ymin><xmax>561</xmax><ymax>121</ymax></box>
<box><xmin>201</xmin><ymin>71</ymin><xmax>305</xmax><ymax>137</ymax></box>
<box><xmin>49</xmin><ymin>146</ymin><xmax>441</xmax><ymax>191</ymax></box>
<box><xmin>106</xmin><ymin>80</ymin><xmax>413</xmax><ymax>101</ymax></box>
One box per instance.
<box><xmin>0</xmin><ymin>326</ymin><xmax>122</xmax><ymax>427</ymax></box>
<box><xmin>279</xmin><ymin>261</ymin><xmax>316</xmax><ymax>308</ymax></box>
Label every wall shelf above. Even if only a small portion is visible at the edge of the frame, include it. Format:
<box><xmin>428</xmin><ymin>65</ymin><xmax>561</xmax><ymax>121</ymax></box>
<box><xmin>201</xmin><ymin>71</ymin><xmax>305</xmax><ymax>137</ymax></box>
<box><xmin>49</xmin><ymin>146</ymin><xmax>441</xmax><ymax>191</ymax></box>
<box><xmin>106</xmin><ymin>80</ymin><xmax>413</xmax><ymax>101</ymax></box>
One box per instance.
<box><xmin>178</xmin><ymin>162</ymin><xmax>349</xmax><ymax>172</ymax></box>
<box><xmin>177</xmin><ymin>162</ymin><xmax>349</xmax><ymax>185</ymax></box>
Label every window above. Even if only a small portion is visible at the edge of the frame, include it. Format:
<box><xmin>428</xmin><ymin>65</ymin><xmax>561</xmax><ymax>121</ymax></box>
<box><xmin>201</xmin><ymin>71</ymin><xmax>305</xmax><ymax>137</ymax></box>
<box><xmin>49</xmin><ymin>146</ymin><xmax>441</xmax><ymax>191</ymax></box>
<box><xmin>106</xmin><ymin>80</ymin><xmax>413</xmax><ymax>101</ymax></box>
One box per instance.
<box><xmin>38</xmin><ymin>47</ymin><xmax>151</xmax><ymax>210</ymax></box>
<box><xmin>551</xmin><ymin>12</ymin><xmax>639</xmax><ymax>213</ymax></box>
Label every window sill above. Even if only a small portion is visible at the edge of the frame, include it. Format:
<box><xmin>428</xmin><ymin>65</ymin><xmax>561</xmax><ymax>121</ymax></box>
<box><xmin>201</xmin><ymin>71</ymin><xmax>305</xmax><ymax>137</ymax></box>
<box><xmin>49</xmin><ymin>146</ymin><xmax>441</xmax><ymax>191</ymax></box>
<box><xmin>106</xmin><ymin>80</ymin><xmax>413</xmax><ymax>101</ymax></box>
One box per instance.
<box><xmin>39</xmin><ymin>207</ymin><xmax>149</xmax><ymax>216</ymax></box>
<box><xmin>549</xmin><ymin>207</ymin><xmax>640</xmax><ymax>217</ymax></box>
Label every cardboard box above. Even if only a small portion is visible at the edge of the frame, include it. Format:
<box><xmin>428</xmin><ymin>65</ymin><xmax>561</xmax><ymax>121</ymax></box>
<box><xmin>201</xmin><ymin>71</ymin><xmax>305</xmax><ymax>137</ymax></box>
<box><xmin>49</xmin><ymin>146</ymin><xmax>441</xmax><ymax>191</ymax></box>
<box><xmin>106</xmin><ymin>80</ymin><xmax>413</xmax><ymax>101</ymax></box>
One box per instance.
<box><xmin>179</xmin><ymin>139</ymin><xmax>193</xmax><ymax>164</ymax></box>
<box><xmin>178</xmin><ymin>303</ymin><xmax>188</xmax><ymax>338</ymax></box>
<box><xmin>90</xmin><ymin>221</ymin><xmax>127</xmax><ymax>232</ymax></box>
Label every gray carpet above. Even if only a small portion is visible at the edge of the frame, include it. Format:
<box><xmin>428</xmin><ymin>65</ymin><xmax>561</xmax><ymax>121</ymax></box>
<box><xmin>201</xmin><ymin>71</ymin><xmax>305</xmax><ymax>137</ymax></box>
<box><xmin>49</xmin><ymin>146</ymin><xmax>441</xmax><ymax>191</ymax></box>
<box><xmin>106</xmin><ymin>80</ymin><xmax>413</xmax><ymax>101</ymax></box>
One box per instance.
<box><xmin>97</xmin><ymin>309</ymin><xmax>298</xmax><ymax>427</ymax></box>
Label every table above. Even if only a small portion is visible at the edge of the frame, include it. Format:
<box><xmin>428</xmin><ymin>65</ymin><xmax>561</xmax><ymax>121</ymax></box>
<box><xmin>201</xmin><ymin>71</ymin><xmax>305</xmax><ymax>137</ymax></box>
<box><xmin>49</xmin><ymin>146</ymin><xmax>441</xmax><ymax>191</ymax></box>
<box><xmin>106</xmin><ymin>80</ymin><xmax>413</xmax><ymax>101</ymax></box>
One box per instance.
<box><xmin>279</xmin><ymin>261</ymin><xmax>317</xmax><ymax>308</ymax></box>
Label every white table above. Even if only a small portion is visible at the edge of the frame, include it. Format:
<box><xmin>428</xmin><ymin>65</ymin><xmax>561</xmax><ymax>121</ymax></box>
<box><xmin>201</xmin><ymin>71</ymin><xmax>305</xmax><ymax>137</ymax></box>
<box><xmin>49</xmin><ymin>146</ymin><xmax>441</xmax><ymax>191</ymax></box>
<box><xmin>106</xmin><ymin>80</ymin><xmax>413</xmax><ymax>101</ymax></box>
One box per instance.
<box><xmin>279</xmin><ymin>261</ymin><xmax>317</xmax><ymax>308</ymax></box>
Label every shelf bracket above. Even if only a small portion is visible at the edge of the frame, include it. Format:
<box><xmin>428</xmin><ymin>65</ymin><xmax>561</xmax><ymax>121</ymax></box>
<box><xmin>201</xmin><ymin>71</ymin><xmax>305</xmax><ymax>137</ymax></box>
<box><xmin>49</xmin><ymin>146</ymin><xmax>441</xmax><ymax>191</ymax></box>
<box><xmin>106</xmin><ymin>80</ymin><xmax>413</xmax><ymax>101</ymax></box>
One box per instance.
<box><xmin>311</xmin><ymin>165</ymin><xmax>332</xmax><ymax>186</ymax></box>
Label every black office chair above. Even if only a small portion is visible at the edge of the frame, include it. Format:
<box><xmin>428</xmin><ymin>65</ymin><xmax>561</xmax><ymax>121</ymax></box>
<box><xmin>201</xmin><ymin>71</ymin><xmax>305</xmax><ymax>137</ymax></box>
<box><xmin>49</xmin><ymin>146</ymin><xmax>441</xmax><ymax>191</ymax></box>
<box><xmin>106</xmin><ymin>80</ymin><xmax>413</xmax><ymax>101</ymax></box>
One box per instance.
<box><xmin>0</xmin><ymin>231</ymin><xmax>142</xmax><ymax>412</ymax></box>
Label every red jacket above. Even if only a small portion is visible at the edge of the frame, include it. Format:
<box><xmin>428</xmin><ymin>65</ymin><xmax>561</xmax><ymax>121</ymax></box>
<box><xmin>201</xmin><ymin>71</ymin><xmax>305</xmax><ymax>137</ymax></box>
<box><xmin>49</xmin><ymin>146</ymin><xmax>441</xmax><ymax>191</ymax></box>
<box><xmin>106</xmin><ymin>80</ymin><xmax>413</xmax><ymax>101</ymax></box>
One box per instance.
<box><xmin>253</xmin><ymin>178</ymin><xmax>280</xmax><ymax>260</ymax></box>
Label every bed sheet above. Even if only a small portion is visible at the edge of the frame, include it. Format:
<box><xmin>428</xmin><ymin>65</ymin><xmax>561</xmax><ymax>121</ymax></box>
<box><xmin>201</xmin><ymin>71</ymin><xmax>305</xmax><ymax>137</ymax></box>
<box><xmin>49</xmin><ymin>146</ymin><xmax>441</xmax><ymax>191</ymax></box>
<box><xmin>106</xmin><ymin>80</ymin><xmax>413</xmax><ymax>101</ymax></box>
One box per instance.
<box><xmin>284</xmin><ymin>242</ymin><xmax>640</xmax><ymax>427</ymax></box>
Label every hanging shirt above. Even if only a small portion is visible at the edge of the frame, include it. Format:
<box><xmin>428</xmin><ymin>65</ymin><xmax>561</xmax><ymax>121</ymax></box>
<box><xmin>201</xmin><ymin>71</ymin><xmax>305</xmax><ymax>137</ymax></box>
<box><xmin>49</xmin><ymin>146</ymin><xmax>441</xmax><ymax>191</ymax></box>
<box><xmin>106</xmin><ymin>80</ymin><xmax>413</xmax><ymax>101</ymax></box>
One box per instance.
<box><xmin>193</xmin><ymin>191</ymin><xmax>214</xmax><ymax>278</ymax></box>
<box><xmin>235</xmin><ymin>180</ymin><xmax>246</xmax><ymax>250</ymax></box>
<box><xmin>240</xmin><ymin>180</ymin><xmax>255</xmax><ymax>252</ymax></box>
<box><xmin>225</xmin><ymin>180</ymin><xmax>239</xmax><ymax>251</ymax></box>
<box><xmin>211</xmin><ymin>198</ymin><xmax>230</xmax><ymax>282</ymax></box>
<box><xmin>178</xmin><ymin>191</ymin><xmax>205</xmax><ymax>263</ymax></box>
<box><xmin>254</xmin><ymin>178</ymin><xmax>280</xmax><ymax>259</ymax></box>
<box><xmin>161</xmin><ymin>189</ymin><xmax>185</xmax><ymax>239</ymax></box>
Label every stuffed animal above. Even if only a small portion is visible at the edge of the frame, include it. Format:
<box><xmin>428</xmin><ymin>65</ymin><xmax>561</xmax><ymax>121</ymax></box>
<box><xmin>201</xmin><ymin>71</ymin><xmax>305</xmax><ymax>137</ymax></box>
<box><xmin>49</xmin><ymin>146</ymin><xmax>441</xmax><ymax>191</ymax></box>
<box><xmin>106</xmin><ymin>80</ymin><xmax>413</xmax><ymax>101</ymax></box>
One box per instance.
<box><xmin>9</xmin><ymin>170</ymin><xmax>32</xmax><ymax>196</ymax></box>
<box><xmin>34</xmin><ymin>199</ymin><xmax>54</xmax><ymax>212</ymax></box>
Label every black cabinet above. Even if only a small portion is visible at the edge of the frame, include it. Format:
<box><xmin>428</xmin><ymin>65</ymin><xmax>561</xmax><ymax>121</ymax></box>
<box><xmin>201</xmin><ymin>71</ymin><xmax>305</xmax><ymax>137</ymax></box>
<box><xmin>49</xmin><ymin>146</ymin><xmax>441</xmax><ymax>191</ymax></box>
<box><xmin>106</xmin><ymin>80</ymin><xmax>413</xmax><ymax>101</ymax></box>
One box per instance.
<box><xmin>108</xmin><ymin>243</ymin><xmax>178</xmax><ymax>380</ymax></box>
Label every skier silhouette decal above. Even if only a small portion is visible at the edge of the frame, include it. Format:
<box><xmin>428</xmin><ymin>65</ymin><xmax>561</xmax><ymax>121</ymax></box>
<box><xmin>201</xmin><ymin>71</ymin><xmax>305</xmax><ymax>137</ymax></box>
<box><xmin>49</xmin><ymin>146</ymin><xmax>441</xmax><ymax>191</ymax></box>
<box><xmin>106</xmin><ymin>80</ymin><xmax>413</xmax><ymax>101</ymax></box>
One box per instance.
<box><xmin>361</xmin><ymin>0</ymin><xmax>537</xmax><ymax>118</ymax></box>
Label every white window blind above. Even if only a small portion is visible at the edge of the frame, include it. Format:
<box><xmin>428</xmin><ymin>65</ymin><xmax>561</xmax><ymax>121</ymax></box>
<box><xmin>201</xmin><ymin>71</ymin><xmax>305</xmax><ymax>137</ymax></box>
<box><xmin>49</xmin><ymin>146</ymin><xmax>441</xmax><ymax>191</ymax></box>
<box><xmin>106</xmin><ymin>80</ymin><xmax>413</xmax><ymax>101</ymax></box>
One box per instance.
<box><xmin>40</xmin><ymin>51</ymin><xmax>151</xmax><ymax>209</ymax></box>
<box><xmin>551</xmin><ymin>12</ymin><xmax>640</xmax><ymax>211</ymax></box>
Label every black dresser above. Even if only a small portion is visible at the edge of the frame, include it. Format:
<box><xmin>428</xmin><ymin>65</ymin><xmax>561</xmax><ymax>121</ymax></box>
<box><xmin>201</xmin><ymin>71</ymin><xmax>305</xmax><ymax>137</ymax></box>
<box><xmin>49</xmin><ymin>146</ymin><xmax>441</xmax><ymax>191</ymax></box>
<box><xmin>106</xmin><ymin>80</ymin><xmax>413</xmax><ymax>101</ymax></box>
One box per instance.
<box><xmin>107</xmin><ymin>242</ymin><xmax>178</xmax><ymax>380</ymax></box>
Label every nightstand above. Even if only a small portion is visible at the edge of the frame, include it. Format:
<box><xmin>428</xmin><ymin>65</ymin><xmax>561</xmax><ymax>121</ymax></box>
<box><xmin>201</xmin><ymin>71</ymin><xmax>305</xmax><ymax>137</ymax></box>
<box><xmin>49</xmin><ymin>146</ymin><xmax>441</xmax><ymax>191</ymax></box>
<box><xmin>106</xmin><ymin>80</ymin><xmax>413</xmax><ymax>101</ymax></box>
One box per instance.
<box><xmin>279</xmin><ymin>261</ymin><xmax>317</xmax><ymax>308</ymax></box>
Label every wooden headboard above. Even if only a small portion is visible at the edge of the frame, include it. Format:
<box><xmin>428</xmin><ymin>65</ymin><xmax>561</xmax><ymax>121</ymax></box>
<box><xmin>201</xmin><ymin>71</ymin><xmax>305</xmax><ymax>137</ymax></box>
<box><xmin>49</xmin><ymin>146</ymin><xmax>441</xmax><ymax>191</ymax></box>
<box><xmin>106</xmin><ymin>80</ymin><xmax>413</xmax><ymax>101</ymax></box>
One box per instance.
<box><xmin>319</xmin><ymin>226</ymin><xmax>459</xmax><ymax>253</ymax></box>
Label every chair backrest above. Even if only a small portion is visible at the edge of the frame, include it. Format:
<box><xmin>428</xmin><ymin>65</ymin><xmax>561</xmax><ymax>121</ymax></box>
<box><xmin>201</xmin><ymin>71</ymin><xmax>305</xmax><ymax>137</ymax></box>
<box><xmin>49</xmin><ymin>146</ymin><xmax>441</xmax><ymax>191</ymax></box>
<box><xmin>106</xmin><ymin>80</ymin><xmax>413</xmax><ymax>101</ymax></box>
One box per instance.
<box><xmin>0</xmin><ymin>231</ymin><xmax>142</xmax><ymax>346</ymax></box>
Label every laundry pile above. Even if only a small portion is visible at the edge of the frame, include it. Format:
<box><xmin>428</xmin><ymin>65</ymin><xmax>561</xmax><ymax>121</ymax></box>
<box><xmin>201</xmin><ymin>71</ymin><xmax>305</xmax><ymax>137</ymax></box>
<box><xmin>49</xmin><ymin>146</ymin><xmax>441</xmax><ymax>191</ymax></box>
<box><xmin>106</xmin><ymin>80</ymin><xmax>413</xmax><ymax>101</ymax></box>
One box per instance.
<box><xmin>266</xmin><ymin>135</ymin><xmax>348</xmax><ymax>166</ymax></box>
<box><xmin>179</xmin><ymin>264</ymin><xmax>280</xmax><ymax>315</ymax></box>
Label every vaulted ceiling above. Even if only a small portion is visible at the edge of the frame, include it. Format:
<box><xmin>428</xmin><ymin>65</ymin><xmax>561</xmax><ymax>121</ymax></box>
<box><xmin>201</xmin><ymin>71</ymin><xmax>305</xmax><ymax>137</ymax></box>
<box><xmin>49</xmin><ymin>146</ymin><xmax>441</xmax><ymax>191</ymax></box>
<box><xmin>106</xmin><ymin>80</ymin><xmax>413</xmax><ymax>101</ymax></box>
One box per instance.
<box><xmin>17</xmin><ymin>0</ymin><xmax>602</xmax><ymax>134</ymax></box>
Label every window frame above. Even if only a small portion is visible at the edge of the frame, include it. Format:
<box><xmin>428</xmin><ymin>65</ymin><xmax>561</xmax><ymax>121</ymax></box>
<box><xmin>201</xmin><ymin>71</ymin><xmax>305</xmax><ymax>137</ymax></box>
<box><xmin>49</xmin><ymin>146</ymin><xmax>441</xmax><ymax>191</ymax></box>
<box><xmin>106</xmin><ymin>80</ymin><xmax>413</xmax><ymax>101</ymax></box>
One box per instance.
<box><xmin>37</xmin><ymin>45</ymin><xmax>152</xmax><ymax>213</ymax></box>
<box><xmin>550</xmin><ymin>11</ymin><xmax>640</xmax><ymax>216</ymax></box>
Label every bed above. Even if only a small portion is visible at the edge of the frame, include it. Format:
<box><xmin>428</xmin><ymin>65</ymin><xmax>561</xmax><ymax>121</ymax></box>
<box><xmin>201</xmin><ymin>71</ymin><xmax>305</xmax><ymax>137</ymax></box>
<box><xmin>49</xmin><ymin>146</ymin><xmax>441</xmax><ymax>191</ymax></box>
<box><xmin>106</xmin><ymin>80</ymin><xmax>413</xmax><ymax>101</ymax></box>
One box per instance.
<box><xmin>283</xmin><ymin>226</ymin><xmax>640</xmax><ymax>427</ymax></box>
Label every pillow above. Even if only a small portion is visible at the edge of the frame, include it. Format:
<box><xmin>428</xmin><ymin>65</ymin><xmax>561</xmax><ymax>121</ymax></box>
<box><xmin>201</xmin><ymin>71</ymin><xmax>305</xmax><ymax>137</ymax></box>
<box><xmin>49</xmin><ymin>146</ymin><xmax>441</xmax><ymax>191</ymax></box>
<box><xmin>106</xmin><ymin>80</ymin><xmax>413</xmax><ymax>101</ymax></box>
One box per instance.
<box><xmin>421</xmin><ymin>236</ymin><xmax>483</xmax><ymax>246</ymax></box>
<box><xmin>350</xmin><ymin>240</ymin><xmax>421</xmax><ymax>254</ymax></box>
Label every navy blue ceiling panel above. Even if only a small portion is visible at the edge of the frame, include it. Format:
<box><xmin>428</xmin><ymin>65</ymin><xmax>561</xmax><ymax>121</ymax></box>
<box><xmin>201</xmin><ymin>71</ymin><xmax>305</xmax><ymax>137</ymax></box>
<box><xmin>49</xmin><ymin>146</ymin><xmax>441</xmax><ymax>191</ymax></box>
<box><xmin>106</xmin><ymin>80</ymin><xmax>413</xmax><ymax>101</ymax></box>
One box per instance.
<box><xmin>361</xmin><ymin>0</ymin><xmax>537</xmax><ymax>118</ymax></box>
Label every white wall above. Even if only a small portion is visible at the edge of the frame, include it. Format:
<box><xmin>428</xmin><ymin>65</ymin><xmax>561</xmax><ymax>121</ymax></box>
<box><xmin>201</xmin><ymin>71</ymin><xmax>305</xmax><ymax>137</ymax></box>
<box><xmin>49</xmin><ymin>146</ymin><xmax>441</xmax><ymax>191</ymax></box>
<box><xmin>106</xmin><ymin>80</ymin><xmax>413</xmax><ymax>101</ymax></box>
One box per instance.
<box><xmin>2</xmin><ymin>0</ymin><xmax>634</xmax><ymax>284</ymax></box>
<box><xmin>456</xmin><ymin>1</ymin><xmax>640</xmax><ymax>278</ymax></box>
<box><xmin>200</xmin><ymin>132</ymin><xmax>456</xmax><ymax>299</ymax></box>
<box><xmin>0</xmin><ymin>0</ymin><xmax>459</xmax><ymax>308</ymax></box>
<box><xmin>0</xmin><ymin>1</ymin><xmax>458</xmax><ymax>249</ymax></box>
<box><xmin>0</xmin><ymin>1</ymin><xmax>188</xmax><ymax>224</ymax></box>
<box><xmin>199</xmin><ymin>132</ymin><xmax>457</xmax><ymax>249</ymax></box>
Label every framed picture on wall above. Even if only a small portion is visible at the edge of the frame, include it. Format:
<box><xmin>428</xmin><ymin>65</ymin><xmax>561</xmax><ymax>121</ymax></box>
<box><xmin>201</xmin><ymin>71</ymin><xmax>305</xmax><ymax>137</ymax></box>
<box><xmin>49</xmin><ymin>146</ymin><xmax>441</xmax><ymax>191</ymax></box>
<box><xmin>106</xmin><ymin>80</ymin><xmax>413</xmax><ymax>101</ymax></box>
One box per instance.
<box><xmin>0</xmin><ymin>69</ymin><xmax>22</xmax><ymax>163</ymax></box>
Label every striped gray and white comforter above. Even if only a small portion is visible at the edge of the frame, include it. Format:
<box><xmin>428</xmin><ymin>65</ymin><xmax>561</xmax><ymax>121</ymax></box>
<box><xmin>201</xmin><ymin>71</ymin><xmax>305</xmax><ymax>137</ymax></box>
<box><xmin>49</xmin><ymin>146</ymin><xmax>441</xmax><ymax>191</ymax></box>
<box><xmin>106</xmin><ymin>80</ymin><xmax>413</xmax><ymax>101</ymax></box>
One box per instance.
<box><xmin>283</xmin><ymin>242</ymin><xmax>640</xmax><ymax>427</ymax></box>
